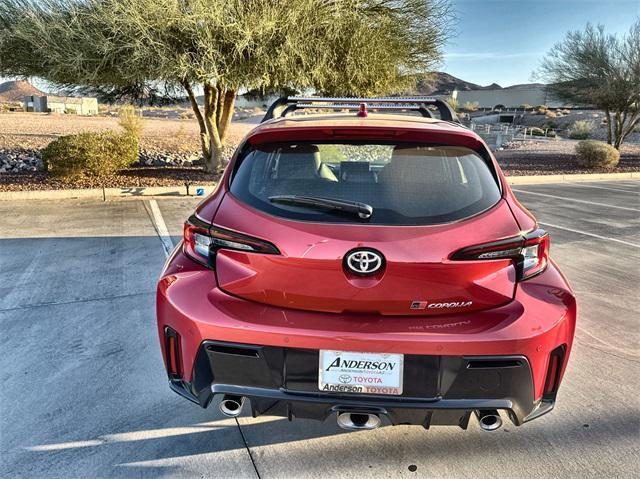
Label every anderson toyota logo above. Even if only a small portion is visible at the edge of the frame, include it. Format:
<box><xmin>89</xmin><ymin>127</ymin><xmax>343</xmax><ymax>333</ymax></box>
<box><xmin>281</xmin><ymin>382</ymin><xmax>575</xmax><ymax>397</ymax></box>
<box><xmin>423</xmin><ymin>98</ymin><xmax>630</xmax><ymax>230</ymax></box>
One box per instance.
<box><xmin>344</xmin><ymin>249</ymin><xmax>385</xmax><ymax>275</ymax></box>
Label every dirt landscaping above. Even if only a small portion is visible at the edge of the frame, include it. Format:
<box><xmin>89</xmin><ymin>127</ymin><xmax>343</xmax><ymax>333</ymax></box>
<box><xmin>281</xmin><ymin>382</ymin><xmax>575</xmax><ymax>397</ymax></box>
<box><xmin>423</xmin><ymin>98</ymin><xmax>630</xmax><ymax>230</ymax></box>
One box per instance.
<box><xmin>1</xmin><ymin>111</ymin><xmax>639</xmax><ymax>191</ymax></box>
<box><xmin>497</xmin><ymin>139</ymin><xmax>640</xmax><ymax>176</ymax></box>
<box><xmin>0</xmin><ymin>111</ymin><xmax>255</xmax><ymax>152</ymax></box>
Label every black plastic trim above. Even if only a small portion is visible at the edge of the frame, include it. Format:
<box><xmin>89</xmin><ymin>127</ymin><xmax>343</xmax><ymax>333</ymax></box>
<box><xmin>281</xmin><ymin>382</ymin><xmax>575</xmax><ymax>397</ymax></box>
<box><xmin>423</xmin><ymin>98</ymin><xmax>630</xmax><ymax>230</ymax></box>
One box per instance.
<box><xmin>168</xmin><ymin>340</ymin><xmax>540</xmax><ymax>427</ymax></box>
<box><xmin>261</xmin><ymin>97</ymin><xmax>459</xmax><ymax>123</ymax></box>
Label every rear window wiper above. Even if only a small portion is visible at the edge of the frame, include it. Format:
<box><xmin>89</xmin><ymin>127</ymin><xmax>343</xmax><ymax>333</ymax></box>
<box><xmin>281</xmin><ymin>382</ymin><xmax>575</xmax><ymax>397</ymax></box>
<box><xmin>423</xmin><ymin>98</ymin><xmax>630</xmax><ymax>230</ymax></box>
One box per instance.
<box><xmin>268</xmin><ymin>195</ymin><xmax>373</xmax><ymax>219</ymax></box>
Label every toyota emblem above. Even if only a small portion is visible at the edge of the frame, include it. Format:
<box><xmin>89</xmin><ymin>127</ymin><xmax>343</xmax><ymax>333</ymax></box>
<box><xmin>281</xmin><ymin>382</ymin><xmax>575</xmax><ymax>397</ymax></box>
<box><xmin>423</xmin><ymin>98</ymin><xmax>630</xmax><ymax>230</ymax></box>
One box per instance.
<box><xmin>345</xmin><ymin>249</ymin><xmax>385</xmax><ymax>275</ymax></box>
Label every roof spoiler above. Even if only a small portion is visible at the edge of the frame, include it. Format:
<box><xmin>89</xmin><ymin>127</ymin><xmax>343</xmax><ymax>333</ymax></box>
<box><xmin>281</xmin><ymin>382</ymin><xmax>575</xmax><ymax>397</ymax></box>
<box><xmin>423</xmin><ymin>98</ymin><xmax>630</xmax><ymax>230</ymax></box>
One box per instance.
<box><xmin>261</xmin><ymin>96</ymin><xmax>459</xmax><ymax>123</ymax></box>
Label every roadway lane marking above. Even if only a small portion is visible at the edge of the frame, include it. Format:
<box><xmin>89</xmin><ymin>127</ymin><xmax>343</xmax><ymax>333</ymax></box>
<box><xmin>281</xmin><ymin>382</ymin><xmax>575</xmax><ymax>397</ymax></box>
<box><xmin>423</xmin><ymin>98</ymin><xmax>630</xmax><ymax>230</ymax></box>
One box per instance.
<box><xmin>147</xmin><ymin>201</ymin><xmax>261</xmax><ymax>479</ymax></box>
<box><xmin>539</xmin><ymin>221</ymin><xmax>640</xmax><ymax>248</ymax></box>
<box><xmin>512</xmin><ymin>189</ymin><xmax>640</xmax><ymax>212</ymax></box>
<box><xmin>148</xmin><ymin>200</ymin><xmax>174</xmax><ymax>258</ymax></box>
<box><xmin>566</xmin><ymin>183</ymin><xmax>640</xmax><ymax>194</ymax></box>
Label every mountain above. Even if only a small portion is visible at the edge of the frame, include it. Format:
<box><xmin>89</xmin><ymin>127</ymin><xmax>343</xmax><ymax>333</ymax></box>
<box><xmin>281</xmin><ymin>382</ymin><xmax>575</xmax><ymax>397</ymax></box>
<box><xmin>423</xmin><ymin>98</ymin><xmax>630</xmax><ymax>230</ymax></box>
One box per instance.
<box><xmin>0</xmin><ymin>80</ymin><xmax>47</xmax><ymax>102</ymax></box>
<box><xmin>415</xmin><ymin>72</ymin><xmax>540</xmax><ymax>95</ymax></box>
<box><xmin>504</xmin><ymin>82</ymin><xmax>545</xmax><ymax>90</ymax></box>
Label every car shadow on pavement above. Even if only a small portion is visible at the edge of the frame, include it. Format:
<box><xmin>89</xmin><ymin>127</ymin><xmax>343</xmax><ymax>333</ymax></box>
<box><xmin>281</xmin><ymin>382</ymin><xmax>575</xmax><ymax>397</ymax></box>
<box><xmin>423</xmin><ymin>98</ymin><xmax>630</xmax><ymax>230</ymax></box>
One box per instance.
<box><xmin>18</xmin><ymin>405</ymin><xmax>639</xmax><ymax>478</ymax></box>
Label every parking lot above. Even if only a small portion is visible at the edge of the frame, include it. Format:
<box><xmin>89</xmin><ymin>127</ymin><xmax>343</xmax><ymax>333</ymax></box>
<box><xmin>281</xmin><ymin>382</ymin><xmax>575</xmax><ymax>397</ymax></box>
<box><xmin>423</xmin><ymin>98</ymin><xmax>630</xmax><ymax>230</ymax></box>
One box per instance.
<box><xmin>1</xmin><ymin>180</ymin><xmax>638</xmax><ymax>479</ymax></box>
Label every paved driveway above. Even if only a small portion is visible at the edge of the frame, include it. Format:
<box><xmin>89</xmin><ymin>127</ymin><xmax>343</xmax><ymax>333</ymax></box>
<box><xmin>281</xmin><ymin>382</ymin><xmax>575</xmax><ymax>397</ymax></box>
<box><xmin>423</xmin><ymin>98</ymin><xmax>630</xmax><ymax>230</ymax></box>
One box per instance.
<box><xmin>1</xmin><ymin>180</ymin><xmax>638</xmax><ymax>478</ymax></box>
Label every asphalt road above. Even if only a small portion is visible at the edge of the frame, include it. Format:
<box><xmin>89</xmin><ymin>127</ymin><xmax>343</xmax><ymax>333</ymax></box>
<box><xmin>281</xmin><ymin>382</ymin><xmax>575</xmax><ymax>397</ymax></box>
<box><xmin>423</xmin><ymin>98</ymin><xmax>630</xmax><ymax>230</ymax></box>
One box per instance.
<box><xmin>1</xmin><ymin>180</ymin><xmax>638</xmax><ymax>479</ymax></box>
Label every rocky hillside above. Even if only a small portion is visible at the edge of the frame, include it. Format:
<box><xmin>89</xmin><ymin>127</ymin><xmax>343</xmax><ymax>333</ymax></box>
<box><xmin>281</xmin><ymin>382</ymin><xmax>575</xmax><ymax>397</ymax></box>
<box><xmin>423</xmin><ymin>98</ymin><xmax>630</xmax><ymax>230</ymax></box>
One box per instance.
<box><xmin>0</xmin><ymin>80</ymin><xmax>46</xmax><ymax>103</ymax></box>
<box><xmin>416</xmin><ymin>72</ymin><xmax>541</xmax><ymax>96</ymax></box>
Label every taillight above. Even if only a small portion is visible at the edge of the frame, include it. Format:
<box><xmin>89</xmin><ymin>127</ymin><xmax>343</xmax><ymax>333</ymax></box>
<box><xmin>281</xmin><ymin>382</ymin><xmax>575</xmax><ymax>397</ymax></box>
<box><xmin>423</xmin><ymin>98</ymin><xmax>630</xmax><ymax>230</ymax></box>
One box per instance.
<box><xmin>183</xmin><ymin>216</ymin><xmax>213</xmax><ymax>266</ymax></box>
<box><xmin>451</xmin><ymin>228</ymin><xmax>549</xmax><ymax>281</ymax></box>
<box><xmin>183</xmin><ymin>215</ymin><xmax>280</xmax><ymax>267</ymax></box>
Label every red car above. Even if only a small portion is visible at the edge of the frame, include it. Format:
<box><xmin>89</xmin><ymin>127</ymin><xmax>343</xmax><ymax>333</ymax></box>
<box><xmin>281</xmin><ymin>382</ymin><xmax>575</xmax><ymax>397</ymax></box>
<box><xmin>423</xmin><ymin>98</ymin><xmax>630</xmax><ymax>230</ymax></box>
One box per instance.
<box><xmin>156</xmin><ymin>97</ymin><xmax>576</xmax><ymax>432</ymax></box>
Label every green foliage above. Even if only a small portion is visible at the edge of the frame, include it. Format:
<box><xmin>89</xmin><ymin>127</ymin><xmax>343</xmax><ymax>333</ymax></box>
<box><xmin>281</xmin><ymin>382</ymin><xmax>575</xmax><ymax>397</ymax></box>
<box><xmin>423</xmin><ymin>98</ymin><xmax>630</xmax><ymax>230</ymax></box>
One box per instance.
<box><xmin>530</xmin><ymin>127</ymin><xmax>546</xmax><ymax>136</ymax></box>
<box><xmin>539</xmin><ymin>21</ymin><xmax>640</xmax><ymax>148</ymax></box>
<box><xmin>462</xmin><ymin>101</ymin><xmax>479</xmax><ymax>112</ymax></box>
<box><xmin>535</xmin><ymin>105</ymin><xmax>548</xmax><ymax>114</ymax></box>
<box><xmin>568</xmin><ymin>120</ymin><xmax>594</xmax><ymax>139</ymax></box>
<box><xmin>575</xmin><ymin>140</ymin><xmax>620</xmax><ymax>169</ymax></box>
<box><xmin>43</xmin><ymin>131</ymin><xmax>138</xmax><ymax>178</ymax></box>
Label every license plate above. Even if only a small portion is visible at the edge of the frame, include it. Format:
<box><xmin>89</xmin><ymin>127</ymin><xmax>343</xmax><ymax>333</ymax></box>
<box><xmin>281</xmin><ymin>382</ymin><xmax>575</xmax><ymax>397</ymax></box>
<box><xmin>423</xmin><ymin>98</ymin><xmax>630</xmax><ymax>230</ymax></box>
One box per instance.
<box><xmin>318</xmin><ymin>350</ymin><xmax>403</xmax><ymax>395</ymax></box>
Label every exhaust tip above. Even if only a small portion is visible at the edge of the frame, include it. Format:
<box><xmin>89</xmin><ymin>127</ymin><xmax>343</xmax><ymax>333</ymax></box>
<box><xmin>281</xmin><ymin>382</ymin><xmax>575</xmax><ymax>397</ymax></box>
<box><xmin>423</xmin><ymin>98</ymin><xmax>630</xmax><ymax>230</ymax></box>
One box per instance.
<box><xmin>337</xmin><ymin>412</ymin><xmax>381</xmax><ymax>430</ymax></box>
<box><xmin>219</xmin><ymin>395</ymin><xmax>244</xmax><ymax>417</ymax></box>
<box><xmin>476</xmin><ymin>410</ymin><xmax>503</xmax><ymax>431</ymax></box>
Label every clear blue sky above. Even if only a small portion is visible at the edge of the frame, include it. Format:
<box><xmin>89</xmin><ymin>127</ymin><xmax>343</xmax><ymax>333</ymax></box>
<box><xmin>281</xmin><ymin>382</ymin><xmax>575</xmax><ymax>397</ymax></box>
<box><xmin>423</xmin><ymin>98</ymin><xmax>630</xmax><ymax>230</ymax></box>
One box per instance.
<box><xmin>443</xmin><ymin>0</ymin><xmax>640</xmax><ymax>86</ymax></box>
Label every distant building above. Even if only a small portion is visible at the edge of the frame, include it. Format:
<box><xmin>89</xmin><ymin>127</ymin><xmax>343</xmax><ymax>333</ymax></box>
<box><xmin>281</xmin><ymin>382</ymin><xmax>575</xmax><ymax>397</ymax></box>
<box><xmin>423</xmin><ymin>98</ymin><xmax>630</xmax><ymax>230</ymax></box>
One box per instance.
<box><xmin>23</xmin><ymin>95</ymin><xmax>98</xmax><ymax>115</ymax></box>
<box><xmin>453</xmin><ymin>86</ymin><xmax>566</xmax><ymax>109</ymax></box>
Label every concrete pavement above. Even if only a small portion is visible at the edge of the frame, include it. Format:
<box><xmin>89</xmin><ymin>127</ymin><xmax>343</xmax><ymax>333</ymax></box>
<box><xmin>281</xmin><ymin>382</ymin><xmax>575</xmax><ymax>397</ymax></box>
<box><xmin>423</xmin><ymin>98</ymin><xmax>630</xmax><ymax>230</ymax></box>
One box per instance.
<box><xmin>1</xmin><ymin>180</ymin><xmax>638</xmax><ymax>478</ymax></box>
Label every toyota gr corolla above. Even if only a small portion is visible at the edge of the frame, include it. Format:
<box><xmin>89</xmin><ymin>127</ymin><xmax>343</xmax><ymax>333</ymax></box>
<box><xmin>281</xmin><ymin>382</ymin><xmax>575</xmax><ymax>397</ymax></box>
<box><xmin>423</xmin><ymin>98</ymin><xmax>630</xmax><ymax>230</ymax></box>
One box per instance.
<box><xmin>156</xmin><ymin>97</ymin><xmax>576</xmax><ymax>432</ymax></box>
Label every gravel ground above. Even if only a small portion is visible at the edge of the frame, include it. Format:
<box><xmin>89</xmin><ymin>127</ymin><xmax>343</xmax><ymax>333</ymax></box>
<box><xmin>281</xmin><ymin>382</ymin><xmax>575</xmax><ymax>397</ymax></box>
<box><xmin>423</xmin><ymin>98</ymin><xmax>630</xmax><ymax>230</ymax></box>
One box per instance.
<box><xmin>496</xmin><ymin>139</ymin><xmax>640</xmax><ymax>175</ymax></box>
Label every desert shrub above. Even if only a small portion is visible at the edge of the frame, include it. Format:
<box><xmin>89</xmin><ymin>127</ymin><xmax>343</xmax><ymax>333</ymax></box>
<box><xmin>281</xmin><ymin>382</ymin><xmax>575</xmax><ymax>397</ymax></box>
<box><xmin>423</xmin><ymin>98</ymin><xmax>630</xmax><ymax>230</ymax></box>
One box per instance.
<box><xmin>575</xmin><ymin>140</ymin><xmax>620</xmax><ymax>169</ymax></box>
<box><xmin>535</xmin><ymin>105</ymin><xmax>548</xmax><ymax>114</ymax></box>
<box><xmin>43</xmin><ymin>130</ymin><xmax>138</xmax><ymax>178</ymax></box>
<box><xmin>545</xmin><ymin>110</ymin><xmax>557</xmax><ymax>118</ymax></box>
<box><xmin>520</xmin><ymin>104</ymin><xmax>532</xmax><ymax>110</ymax></box>
<box><xmin>462</xmin><ymin>101</ymin><xmax>479</xmax><ymax>112</ymax></box>
<box><xmin>542</xmin><ymin>121</ymin><xmax>558</xmax><ymax>130</ymax></box>
<box><xmin>118</xmin><ymin>105</ymin><xmax>142</xmax><ymax>138</ymax></box>
<box><xmin>568</xmin><ymin>120</ymin><xmax>594</xmax><ymax>139</ymax></box>
<box><xmin>530</xmin><ymin>127</ymin><xmax>546</xmax><ymax>136</ymax></box>
<box><xmin>446</xmin><ymin>96</ymin><xmax>458</xmax><ymax>112</ymax></box>
<box><xmin>117</xmin><ymin>105</ymin><xmax>142</xmax><ymax>165</ymax></box>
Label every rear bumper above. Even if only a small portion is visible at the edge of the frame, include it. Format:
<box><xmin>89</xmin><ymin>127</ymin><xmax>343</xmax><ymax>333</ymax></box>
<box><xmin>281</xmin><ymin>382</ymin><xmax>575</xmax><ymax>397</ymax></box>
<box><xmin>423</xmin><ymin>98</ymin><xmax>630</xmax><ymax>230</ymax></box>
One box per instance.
<box><xmin>169</xmin><ymin>340</ymin><xmax>554</xmax><ymax>427</ymax></box>
<box><xmin>157</xmin><ymin>249</ymin><xmax>576</xmax><ymax>425</ymax></box>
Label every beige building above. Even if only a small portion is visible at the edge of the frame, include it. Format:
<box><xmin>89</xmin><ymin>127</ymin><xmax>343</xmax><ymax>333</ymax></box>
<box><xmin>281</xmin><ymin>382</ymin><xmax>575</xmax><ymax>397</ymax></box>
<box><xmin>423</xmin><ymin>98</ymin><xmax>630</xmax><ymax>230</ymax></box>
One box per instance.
<box><xmin>453</xmin><ymin>86</ymin><xmax>566</xmax><ymax>109</ymax></box>
<box><xmin>24</xmin><ymin>95</ymin><xmax>98</xmax><ymax>115</ymax></box>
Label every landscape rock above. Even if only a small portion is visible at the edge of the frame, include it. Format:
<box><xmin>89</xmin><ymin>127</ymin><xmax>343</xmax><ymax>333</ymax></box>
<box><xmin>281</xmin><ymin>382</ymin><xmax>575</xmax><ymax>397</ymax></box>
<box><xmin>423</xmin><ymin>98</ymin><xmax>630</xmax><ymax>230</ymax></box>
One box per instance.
<box><xmin>0</xmin><ymin>148</ymin><xmax>43</xmax><ymax>174</ymax></box>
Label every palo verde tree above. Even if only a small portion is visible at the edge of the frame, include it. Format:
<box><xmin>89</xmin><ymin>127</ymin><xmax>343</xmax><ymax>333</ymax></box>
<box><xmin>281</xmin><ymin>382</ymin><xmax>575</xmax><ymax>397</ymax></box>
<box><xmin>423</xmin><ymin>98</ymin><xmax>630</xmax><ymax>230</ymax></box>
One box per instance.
<box><xmin>539</xmin><ymin>21</ymin><xmax>640</xmax><ymax>149</ymax></box>
<box><xmin>0</xmin><ymin>0</ymin><xmax>452</xmax><ymax>172</ymax></box>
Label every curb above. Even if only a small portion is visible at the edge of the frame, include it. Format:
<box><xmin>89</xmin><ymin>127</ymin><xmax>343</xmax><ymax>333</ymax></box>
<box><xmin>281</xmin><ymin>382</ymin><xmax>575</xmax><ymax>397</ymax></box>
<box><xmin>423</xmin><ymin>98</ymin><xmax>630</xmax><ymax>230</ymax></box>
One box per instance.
<box><xmin>0</xmin><ymin>185</ymin><xmax>217</xmax><ymax>201</ymax></box>
<box><xmin>506</xmin><ymin>172</ymin><xmax>639</xmax><ymax>185</ymax></box>
<box><xmin>0</xmin><ymin>172</ymin><xmax>637</xmax><ymax>201</ymax></box>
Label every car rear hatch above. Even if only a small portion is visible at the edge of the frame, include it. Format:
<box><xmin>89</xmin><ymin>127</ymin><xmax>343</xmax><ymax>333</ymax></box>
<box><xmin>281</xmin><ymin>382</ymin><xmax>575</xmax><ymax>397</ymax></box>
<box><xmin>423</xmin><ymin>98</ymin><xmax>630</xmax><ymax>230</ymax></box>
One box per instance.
<box><xmin>206</xmin><ymin>140</ymin><xmax>522</xmax><ymax>316</ymax></box>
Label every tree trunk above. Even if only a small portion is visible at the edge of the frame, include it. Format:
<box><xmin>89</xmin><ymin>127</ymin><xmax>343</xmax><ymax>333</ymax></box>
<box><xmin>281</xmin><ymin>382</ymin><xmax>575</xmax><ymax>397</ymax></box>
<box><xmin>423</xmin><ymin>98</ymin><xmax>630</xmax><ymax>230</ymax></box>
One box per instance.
<box><xmin>613</xmin><ymin>111</ymin><xmax>624</xmax><ymax>150</ymax></box>
<box><xmin>202</xmin><ymin>82</ymin><xmax>223</xmax><ymax>173</ymax></box>
<box><xmin>605</xmin><ymin>108</ymin><xmax>612</xmax><ymax>145</ymax></box>
<box><xmin>181</xmin><ymin>80</ymin><xmax>237</xmax><ymax>174</ymax></box>
<box><xmin>204</xmin><ymin>147</ymin><xmax>224</xmax><ymax>175</ymax></box>
<box><xmin>218</xmin><ymin>89</ymin><xmax>236</xmax><ymax>144</ymax></box>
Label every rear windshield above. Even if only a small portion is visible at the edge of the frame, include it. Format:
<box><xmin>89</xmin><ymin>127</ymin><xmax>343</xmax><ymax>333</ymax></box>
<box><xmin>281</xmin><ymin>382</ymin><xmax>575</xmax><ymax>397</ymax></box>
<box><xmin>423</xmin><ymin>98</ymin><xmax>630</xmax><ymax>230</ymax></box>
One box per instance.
<box><xmin>230</xmin><ymin>142</ymin><xmax>501</xmax><ymax>225</ymax></box>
